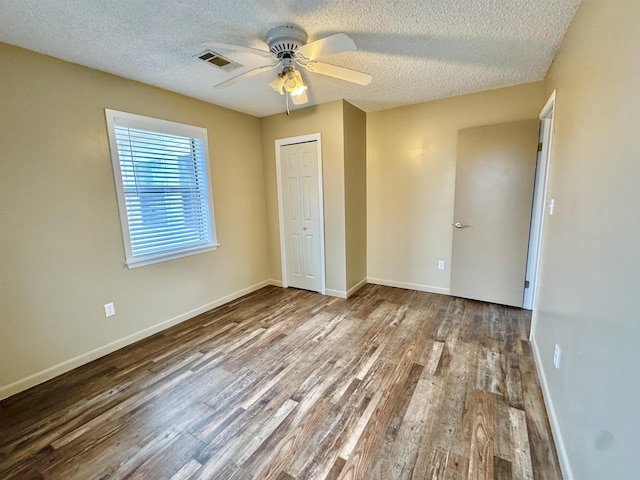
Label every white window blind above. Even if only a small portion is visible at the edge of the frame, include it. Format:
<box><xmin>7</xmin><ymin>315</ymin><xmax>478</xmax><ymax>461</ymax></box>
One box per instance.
<box><xmin>105</xmin><ymin>110</ymin><xmax>218</xmax><ymax>268</ymax></box>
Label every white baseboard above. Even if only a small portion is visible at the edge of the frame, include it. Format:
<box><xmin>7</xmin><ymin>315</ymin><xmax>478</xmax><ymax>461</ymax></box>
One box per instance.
<box><xmin>367</xmin><ymin>277</ymin><xmax>450</xmax><ymax>295</ymax></box>
<box><xmin>0</xmin><ymin>279</ymin><xmax>272</xmax><ymax>401</ymax></box>
<box><xmin>346</xmin><ymin>278</ymin><xmax>367</xmax><ymax>298</ymax></box>
<box><xmin>325</xmin><ymin>289</ymin><xmax>347</xmax><ymax>299</ymax></box>
<box><xmin>531</xmin><ymin>337</ymin><xmax>574</xmax><ymax>480</ymax></box>
<box><xmin>268</xmin><ymin>279</ymin><xmax>362</xmax><ymax>299</ymax></box>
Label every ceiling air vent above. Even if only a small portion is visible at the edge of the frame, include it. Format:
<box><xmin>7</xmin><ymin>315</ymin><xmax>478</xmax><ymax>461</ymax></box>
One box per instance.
<box><xmin>195</xmin><ymin>50</ymin><xmax>241</xmax><ymax>72</ymax></box>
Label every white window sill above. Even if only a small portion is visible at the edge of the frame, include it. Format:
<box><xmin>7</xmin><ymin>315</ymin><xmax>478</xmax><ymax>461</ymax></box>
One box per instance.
<box><xmin>125</xmin><ymin>243</ymin><xmax>220</xmax><ymax>269</ymax></box>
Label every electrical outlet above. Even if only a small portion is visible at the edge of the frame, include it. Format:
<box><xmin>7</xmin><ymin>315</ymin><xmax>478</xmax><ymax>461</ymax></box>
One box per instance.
<box><xmin>438</xmin><ymin>260</ymin><xmax>445</xmax><ymax>270</ymax></box>
<box><xmin>104</xmin><ymin>302</ymin><xmax>115</xmax><ymax>317</ymax></box>
<box><xmin>553</xmin><ymin>344</ymin><xmax>561</xmax><ymax>369</ymax></box>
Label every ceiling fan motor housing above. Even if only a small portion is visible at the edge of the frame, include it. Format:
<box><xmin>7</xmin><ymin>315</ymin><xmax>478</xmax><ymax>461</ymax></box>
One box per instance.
<box><xmin>267</xmin><ymin>25</ymin><xmax>308</xmax><ymax>57</ymax></box>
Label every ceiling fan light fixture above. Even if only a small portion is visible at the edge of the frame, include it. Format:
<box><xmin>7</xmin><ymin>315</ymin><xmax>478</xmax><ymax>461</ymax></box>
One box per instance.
<box><xmin>290</xmin><ymin>88</ymin><xmax>308</xmax><ymax>106</ymax></box>
<box><xmin>207</xmin><ymin>24</ymin><xmax>370</xmax><ymax>113</ymax></box>
<box><xmin>290</xmin><ymin>84</ymin><xmax>307</xmax><ymax>97</ymax></box>
<box><xmin>282</xmin><ymin>67</ymin><xmax>306</xmax><ymax>94</ymax></box>
<box><xmin>269</xmin><ymin>74</ymin><xmax>286</xmax><ymax>94</ymax></box>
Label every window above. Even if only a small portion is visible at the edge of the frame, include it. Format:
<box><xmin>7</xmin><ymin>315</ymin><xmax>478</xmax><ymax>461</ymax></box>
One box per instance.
<box><xmin>105</xmin><ymin>109</ymin><xmax>217</xmax><ymax>268</ymax></box>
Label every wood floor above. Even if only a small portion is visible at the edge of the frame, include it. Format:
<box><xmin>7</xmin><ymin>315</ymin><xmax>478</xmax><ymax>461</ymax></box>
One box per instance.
<box><xmin>0</xmin><ymin>285</ymin><xmax>561</xmax><ymax>480</ymax></box>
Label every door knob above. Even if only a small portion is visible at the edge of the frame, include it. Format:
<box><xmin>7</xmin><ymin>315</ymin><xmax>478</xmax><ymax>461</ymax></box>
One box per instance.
<box><xmin>453</xmin><ymin>222</ymin><xmax>470</xmax><ymax>229</ymax></box>
<box><xmin>303</xmin><ymin>227</ymin><xmax>307</xmax><ymax>230</ymax></box>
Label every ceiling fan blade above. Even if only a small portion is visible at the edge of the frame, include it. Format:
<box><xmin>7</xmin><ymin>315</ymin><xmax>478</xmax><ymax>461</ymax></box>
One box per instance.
<box><xmin>297</xmin><ymin>33</ymin><xmax>356</xmax><ymax>60</ymax></box>
<box><xmin>290</xmin><ymin>89</ymin><xmax>309</xmax><ymax>105</ymax></box>
<box><xmin>302</xmin><ymin>61</ymin><xmax>372</xmax><ymax>86</ymax></box>
<box><xmin>213</xmin><ymin>63</ymin><xmax>281</xmax><ymax>89</ymax></box>
<box><xmin>203</xmin><ymin>41</ymin><xmax>273</xmax><ymax>59</ymax></box>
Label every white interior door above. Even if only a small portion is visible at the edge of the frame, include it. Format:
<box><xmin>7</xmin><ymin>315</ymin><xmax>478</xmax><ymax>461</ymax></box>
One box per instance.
<box><xmin>280</xmin><ymin>141</ymin><xmax>323</xmax><ymax>292</ymax></box>
<box><xmin>450</xmin><ymin>119</ymin><xmax>539</xmax><ymax>307</ymax></box>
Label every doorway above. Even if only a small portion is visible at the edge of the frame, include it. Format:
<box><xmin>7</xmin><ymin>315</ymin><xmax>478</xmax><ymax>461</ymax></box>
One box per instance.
<box><xmin>275</xmin><ymin>134</ymin><xmax>325</xmax><ymax>294</ymax></box>
<box><xmin>524</xmin><ymin>91</ymin><xmax>556</xmax><ymax>310</ymax></box>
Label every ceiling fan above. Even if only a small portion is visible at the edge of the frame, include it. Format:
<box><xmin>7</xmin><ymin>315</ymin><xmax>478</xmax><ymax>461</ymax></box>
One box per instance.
<box><xmin>204</xmin><ymin>25</ymin><xmax>372</xmax><ymax>107</ymax></box>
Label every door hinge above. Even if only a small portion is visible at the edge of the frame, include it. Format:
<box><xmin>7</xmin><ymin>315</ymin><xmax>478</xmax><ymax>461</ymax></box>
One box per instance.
<box><xmin>524</xmin><ymin>280</ymin><xmax>530</xmax><ymax>288</ymax></box>
<box><xmin>537</xmin><ymin>142</ymin><xmax>543</xmax><ymax>152</ymax></box>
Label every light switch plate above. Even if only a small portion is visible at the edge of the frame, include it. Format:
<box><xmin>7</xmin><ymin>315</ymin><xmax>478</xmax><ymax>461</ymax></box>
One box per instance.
<box><xmin>104</xmin><ymin>302</ymin><xmax>115</xmax><ymax>317</ymax></box>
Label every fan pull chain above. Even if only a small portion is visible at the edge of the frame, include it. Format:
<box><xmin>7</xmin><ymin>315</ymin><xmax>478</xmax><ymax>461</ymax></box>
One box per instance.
<box><xmin>285</xmin><ymin>92</ymin><xmax>290</xmax><ymax>116</ymax></box>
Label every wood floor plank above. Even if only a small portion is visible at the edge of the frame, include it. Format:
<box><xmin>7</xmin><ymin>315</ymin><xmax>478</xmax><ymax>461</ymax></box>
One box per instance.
<box><xmin>336</xmin><ymin>310</ymin><xmax>435</xmax><ymax>479</ymax></box>
<box><xmin>361</xmin><ymin>362</ymin><xmax>424</xmax><ymax>478</ymax></box>
<box><xmin>494</xmin><ymin>395</ymin><xmax>513</xmax><ymax>462</ymax></box>
<box><xmin>444</xmin><ymin>451</ymin><xmax>471</xmax><ymax>480</ymax></box>
<box><xmin>421</xmin><ymin>340</ymin><xmax>445</xmax><ymax>374</ymax></box>
<box><xmin>476</xmin><ymin>349</ymin><xmax>505</xmax><ymax>396</ymax></box>
<box><xmin>325</xmin><ymin>457</ymin><xmax>347</xmax><ymax>480</ymax></box>
<box><xmin>237</xmin><ymin>349</ymin><xmax>369</xmax><ymax>478</ymax></box>
<box><xmin>505</xmin><ymin>352</ymin><xmax>525</xmax><ymax>410</ymax></box>
<box><xmin>285</xmin><ymin>378</ymin><xmax>369</xmax><ymax>479</ymax></box>
<box><xmin>509</xmin><ymin>407</ymin><xmax>534</xmax><ymax>480</ymax></box>
<box><xmin>0</xmin><ymin>285</ymin><xmax>562</xmax><ymax>480</ymax></box>
<box><xmin>396</xmin><ymin>372</ymin><xmax>446</xmax><ymax>478</ymax></box>
<box><xmin>246</xmin><ymin>347</ymin><xmax>372</xmax><ymax>477</ymax></box>
<box><xmin>467</xmin><ymin>390</ymin><xmax>495</xmax><ymax>480</ymax></box>
<box><xmin>425</xmin><ymin>446</ymin><xmax>450</xmax><ymax>479</ymax></box>
<box><xmin>494</xmin><ymin>456</ymin><xmax>513</xmax><ymax>480</ymax></box>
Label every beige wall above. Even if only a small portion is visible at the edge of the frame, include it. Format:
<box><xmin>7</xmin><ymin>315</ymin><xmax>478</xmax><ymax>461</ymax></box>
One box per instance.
<box><xmin>260</xmin><ymin>101</ymin><xmax>347</xmax><ymax>295</ymax></box>
<box><xmin>366</xmin><ymin>82</ymin><xmax>545</xmax><ymax>293</ymax></box>
<box><xmin>532</xmin><ymin>0</ymin><xmax>640</xmax><ymax>478</ymax></box>
<box><xmin>343</xmin><ymin>101</ymin><xmax>367</xmax><ymax>291</ymax></box>
<box><xmin>0</xmin><ymin>44</ymin><xmax>270</xmax><ymax>397</ymax></box>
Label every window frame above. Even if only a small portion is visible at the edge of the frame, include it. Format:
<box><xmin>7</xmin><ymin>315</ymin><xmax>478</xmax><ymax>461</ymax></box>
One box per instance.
<box><xmin>105</xmin><ymin>109</ymin><xmax>218</xmax><ymax>268</ymax></box>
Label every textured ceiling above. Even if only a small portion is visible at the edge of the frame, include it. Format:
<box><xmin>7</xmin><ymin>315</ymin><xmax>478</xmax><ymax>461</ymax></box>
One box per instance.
<box><xmin>0</xmin><ymin>0</ymin><xmax>581</xmax><ymax>117</ymax></box>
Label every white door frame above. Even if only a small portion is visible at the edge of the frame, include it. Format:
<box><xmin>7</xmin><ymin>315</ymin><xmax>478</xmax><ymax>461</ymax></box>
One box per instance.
<box><xmin>524</xmin><ymin>90</ymin><xmax>556</xmax><ymax>312</ymax></box>
<box><xmin>275</xmin><ymin>133</ymin><xmax>326</xmax><ymax>294</ymax></box>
